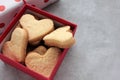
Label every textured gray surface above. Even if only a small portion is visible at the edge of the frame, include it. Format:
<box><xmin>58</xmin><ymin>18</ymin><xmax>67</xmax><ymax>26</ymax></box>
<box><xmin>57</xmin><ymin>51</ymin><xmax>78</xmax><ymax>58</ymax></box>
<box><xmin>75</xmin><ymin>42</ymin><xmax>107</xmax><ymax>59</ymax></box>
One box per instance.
<box><xmin>1</xmin><ymin>0</ymin><xmax>120</xmax><ymax>80</ymax></box>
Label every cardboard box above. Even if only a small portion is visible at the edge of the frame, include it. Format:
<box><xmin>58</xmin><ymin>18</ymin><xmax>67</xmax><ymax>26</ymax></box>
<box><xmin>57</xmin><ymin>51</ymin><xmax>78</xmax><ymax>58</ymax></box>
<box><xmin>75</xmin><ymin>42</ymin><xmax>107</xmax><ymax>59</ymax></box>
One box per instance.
<box><xmin>0</xmin><ymin>1</ymin><xmax>77</xmax><ymax>80</ymax></box>
<box><xmin>0</xmin><ymin>0</ymin><xmax>58</xmax><ymax>34</ymax></box>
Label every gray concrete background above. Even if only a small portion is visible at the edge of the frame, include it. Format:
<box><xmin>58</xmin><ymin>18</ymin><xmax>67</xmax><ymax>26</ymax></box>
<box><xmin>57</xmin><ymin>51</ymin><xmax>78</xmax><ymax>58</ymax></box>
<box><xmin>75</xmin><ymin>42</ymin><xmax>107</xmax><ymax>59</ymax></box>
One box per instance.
<box><xmin>1</xmin><ymin>0</ymin><xmax>120</xmax><ymax>80</ymax></box>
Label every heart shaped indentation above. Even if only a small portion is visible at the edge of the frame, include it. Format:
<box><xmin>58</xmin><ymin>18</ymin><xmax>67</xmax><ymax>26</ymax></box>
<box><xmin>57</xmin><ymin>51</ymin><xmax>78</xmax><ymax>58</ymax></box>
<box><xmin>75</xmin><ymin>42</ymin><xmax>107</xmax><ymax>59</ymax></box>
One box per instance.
<box><xmin>25</xmin><ymin>47</ymin><xmax>61</xmax><ymax>77</ymax></box>
<box><xmin>19</xmin><ymin>14</ymin><xmax>54</xmax><ymax>44</ymax></box>
<box><xmin>43</xmin><ymin>26</ymin><xmax>75</xmax><ymax>48</ymax></box>
<box><xmin>2</xmin><ymin>28</ymin><xmax>28</xmax><ymax>62</ymax></box>
<box><xmin>0</xmin><ymin>23</ymin><xmax>5</xmax><ymax>28</ymax></box>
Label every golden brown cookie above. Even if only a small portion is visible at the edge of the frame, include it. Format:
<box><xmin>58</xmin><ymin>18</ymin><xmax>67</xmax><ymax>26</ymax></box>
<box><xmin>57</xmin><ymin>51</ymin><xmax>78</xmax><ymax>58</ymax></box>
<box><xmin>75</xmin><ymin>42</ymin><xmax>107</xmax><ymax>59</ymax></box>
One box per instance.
<box><xmin>33</xmin><ymin>46</ymin><xmax>47</xmax><ymax>55</ymax></box>
<box><xmin>25</xmin><ymin>47</ymin><xmax>61</xmax><ymax>77</ymax></box>
<box><xmin>19</xmin><ymin>14</ymin><xmax>54</xmax><ymax>45</ymax></box>
<box><xmin>16</xmin><ymin>23</ymin><xmax>22</xmax><ymax>28</ymax></box>
<box><xmin>43</xmin><ymin>26</ymin><xmax>75</xmax><ymax>48</ymax></box>
<box><xmin>2</xmin><ymin>27</ymin><xmax>28</xmax><ymax>62</ymax></box>
<box><xmin>30</xmin><ymin>40</ymin><xmax>40</xmax><ymax>46</ymax></box>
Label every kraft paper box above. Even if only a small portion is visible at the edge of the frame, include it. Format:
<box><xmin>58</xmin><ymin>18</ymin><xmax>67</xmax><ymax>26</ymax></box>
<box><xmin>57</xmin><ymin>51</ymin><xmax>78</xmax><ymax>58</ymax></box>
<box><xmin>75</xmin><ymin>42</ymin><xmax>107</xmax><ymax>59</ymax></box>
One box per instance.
<box><xmin>0</xmin><ymin>0</ymin><xmax>58</xmax><ymax>34</ymax></box>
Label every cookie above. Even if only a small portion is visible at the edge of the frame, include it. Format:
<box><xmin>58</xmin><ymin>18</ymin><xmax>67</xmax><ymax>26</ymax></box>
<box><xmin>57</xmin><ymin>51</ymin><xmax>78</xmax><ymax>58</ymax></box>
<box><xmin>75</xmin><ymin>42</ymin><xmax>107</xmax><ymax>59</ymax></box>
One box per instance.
<box><xmin>33</xmin><ymin>46</ymin><xmax>47</xmax><ymax>55</ymax></box>
<box><xmin>2</xmin><ymin>27</ymin><xmax>28</xmax><ymax>62</ymax></box>
<box><xmin>16</xmin><ymin>23</ymin><xmax>22</xmax><ymax>28</ymax></box>
<box><xmin>19</xmin><ymin>14</ymin><xmax>54</xmax><ymax>45</ymax></box>
<box><xmin>30</xmin><ymin>40</ymin><xmax>40</xmax><ymax>46</ymax></box>
<box><xmin>25</xmin><ymin>47</ymin><xmax>61</xmax><ymax>77</ymax></box>
<box><xmin>43</xmin><ymin>26</ymin><xmax>75</xmax><ymax>48</ymax></box>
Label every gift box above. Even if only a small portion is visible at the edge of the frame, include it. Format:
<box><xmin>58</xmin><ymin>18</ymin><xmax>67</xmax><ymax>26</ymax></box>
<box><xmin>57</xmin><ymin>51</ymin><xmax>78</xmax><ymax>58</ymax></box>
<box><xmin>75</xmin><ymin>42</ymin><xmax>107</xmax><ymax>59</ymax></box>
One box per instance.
<box><xmin>0</xmin><ymin>0</ymin><xmax>58</xmax><ymax>34</ymax></box>
<box><xmin>0</xmin><ymin>0</ymin><xmax>77</xmax><ymax>80</ymax></box>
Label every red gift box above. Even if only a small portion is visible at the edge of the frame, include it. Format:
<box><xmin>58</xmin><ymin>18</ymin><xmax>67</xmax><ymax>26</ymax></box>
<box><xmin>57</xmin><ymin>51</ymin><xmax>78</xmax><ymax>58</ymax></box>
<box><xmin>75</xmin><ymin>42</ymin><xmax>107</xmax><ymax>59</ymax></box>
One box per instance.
<box><xmin>0</xmin><ymin>1</ymin><xmax>77</xmax><ymax>80</ymax></box>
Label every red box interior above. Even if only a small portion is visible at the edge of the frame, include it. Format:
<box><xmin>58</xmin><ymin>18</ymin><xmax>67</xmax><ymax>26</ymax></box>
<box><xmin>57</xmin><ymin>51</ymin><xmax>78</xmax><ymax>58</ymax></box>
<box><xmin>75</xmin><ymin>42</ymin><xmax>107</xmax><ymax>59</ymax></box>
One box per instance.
<box><xmin>0</xmin><ymin>4</ymin><xmax>77</xmax><ymax>80</ymax></box>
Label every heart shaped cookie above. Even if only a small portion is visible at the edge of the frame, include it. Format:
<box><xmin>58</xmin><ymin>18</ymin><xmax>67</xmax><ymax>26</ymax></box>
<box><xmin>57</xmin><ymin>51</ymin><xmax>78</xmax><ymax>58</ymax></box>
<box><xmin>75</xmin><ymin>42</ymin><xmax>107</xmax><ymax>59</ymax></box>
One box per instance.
<box><xmin>25</xmin><ymin>47</ymin><xmax>61</xmax><ymax>77</ymax></box>
<box><xmin>43</xmin><ymin>26</ymin><xmax>75</xmax><ymax>48</ymax></box>
<box><xmin>19</xmin><ymin>14</ymin><xmax>54</xmax><ymax>44</ymax></box>
<box><xmin>33</xmin><ymin>45</ymin><xmax>47</xmax><ymax>55</ymax></box>
<box><xmin>2</xmin><ymin>27</ymin><xmax>28</xmax><ymax>62</ymax></box>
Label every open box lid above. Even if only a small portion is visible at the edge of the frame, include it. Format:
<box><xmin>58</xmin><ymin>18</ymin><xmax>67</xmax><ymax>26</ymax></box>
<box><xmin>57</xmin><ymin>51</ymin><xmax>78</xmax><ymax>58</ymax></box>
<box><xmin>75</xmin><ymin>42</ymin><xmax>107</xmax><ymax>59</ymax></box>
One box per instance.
<box><xmin>0</xmin><ymin>0</ymin><xmax>59</xmax><ymax>35</ymax></box>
